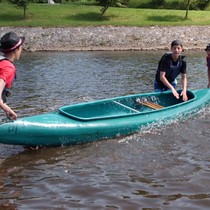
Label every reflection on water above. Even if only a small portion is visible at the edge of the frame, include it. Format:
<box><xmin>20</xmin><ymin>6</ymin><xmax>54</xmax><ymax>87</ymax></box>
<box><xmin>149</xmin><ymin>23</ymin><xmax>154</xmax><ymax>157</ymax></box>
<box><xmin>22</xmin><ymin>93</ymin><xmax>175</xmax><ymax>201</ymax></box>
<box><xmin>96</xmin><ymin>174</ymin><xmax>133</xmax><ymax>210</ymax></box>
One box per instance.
<box><xmin>1</xmin><ymin>50</ymin><xmax>210</xmax><ymax>209</ymax></box>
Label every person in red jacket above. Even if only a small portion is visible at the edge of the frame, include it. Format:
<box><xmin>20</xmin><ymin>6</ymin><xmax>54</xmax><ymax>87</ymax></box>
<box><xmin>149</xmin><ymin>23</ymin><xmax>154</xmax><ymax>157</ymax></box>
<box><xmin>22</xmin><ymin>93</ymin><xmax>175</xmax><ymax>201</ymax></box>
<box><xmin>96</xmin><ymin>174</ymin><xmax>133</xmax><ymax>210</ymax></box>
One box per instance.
<box><xmin>0</xmin><ymin>31</ymin><xmax>25</xmax><ymax>120</ymax></box>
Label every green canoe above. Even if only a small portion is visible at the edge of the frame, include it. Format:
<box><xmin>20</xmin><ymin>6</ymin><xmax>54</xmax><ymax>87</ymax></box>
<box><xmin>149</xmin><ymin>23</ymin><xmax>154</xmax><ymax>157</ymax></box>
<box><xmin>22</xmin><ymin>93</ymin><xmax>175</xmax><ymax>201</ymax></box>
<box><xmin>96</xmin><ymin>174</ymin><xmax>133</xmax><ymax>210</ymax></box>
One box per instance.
<box><xmin>0</xmin><ymin>89</ymin><xmax>210</xmax><ymax>147</ymax></box>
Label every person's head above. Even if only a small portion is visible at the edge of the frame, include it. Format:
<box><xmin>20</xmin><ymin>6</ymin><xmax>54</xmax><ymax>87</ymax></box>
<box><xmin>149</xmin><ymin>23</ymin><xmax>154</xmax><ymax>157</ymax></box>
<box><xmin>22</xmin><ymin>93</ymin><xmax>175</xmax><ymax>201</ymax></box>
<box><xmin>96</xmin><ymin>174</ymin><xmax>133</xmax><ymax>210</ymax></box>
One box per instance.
<box><xmin>205</xmin><ymin>43</ymin><xmax>210</xmax><ymax>56</ymax></box>
<box><xmin>0</xmin><ymin>31</ymin><xmax>25</xmax><ymax>60</ymax></box>
<box><xmin>170</xmin><ymin>40</ymin><xmax>183</xmax><ymax>56</ymax></box>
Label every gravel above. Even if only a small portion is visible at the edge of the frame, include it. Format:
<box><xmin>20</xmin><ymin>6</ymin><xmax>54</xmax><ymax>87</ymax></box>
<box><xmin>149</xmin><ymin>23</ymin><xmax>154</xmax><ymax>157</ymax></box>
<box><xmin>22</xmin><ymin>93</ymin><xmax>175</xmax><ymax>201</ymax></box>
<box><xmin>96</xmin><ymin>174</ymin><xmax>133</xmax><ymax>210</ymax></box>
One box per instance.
<box><xmin>0</xmin><ymin>26</ymin><xmax>210</xmax><ymax>51</ymax></box>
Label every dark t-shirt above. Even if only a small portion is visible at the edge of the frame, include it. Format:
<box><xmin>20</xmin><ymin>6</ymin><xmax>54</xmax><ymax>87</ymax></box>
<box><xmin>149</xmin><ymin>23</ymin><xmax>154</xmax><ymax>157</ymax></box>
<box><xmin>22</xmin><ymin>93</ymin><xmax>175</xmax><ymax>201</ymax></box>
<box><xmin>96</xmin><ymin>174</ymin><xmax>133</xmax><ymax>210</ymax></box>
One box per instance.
<box><xmin>155</xmin><ymin>53</ymin><xmax>186</xmax><ymax>88</ymax></box>
<box><xmin>206</xmin><ymin>56</ymin><xmax>210</xmax><ymax>68</ymax></box>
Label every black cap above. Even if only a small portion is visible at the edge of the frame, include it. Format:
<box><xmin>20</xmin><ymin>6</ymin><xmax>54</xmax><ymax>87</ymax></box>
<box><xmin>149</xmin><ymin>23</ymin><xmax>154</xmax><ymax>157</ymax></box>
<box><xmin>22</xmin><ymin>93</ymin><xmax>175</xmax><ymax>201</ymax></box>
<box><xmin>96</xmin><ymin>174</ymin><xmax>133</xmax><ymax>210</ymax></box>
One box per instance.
<box><xmin>171</xmin><ymin>40</ymin><xmax>183</xmax><ymax>48</ymax></box>
<box><xmin>0</xmin><ymin>31</ymin><xmax>25</xmax><ymax>53</ymax></box>
<box><xmin>205</xmin><ymin>43</ymin><xmax>210</xmax><ymax>51</ymax></box>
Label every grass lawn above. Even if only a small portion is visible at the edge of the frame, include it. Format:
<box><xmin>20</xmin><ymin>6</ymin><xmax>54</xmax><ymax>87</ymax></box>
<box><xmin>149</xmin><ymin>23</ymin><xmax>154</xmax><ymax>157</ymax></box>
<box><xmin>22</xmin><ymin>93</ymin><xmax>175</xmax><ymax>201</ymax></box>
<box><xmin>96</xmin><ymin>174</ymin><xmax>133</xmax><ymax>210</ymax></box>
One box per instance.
<box><xmin>0</xmin><ymin>2</ymin><xmax>210</xmax><ymax>27</ymax></box>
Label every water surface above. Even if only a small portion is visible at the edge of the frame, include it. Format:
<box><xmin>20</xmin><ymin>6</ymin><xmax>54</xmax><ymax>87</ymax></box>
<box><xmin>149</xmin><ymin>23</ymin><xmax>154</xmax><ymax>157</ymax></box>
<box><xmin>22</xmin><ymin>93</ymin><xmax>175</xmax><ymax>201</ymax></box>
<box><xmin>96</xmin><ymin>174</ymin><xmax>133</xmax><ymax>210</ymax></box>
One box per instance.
<box><xmin>0</xmin><ymin>50</ymin><xmax>210</xmax><ymax>210</ymax></box>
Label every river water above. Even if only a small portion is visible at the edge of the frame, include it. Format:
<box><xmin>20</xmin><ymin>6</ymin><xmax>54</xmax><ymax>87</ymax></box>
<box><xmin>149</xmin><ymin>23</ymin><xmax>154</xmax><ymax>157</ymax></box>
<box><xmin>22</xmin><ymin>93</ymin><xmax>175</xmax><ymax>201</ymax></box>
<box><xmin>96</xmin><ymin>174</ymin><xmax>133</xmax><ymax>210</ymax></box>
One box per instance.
<box><xmin>0</xmin><ymin>50</ymin><xmax>210</xmax><ymax>210</ymax></box>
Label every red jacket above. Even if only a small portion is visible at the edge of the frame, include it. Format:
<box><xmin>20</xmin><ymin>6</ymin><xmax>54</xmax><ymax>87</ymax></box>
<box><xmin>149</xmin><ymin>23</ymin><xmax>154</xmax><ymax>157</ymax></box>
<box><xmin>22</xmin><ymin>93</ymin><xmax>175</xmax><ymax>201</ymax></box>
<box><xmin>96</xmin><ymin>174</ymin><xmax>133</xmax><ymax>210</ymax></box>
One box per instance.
<box><xmin>0</xmin><ymin>58</ymin><xmax>16</xmax><ymax>88</ymax></box>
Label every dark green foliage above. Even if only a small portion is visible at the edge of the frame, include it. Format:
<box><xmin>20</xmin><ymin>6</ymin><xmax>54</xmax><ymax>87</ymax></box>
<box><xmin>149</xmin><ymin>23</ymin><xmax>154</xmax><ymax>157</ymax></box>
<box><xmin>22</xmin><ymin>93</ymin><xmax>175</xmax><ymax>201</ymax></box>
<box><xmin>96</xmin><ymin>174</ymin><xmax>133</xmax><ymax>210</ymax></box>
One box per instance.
<box><xmin>190</xmin><ymin>0</ymin><xmax>209</xmax><ymax>10</ymax></box>
<box><xmin>128</xmin><ymin>0</ymin><xmax>209</xmax><ymax>10</ymax></box>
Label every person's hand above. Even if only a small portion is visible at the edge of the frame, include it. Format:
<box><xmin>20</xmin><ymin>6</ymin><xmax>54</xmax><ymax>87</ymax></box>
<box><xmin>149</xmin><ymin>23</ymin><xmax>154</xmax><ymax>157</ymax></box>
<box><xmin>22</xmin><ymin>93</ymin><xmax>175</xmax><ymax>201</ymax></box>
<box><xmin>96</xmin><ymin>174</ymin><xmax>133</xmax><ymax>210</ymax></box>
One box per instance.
<box><xmin>180</xmin><ymin>91</ymin><xmax>188</xmax><ymax>101</ymax></box>
<box><xmin>171</xmin><ymin>88</ymin><xmax>180</xmax><ymax>99</ymax></box>
<box><xmin>6</xmin><ymin>110</ymin><xmax>17</xmax><ymax>120</ymax></box>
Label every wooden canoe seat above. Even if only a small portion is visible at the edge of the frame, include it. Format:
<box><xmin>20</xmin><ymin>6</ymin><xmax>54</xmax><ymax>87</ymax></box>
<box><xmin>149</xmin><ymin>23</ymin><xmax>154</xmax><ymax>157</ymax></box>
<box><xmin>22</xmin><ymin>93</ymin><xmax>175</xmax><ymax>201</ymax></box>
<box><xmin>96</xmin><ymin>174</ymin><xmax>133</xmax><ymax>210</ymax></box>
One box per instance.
<box><xmin>136</xmin><ymin>98</ymin><xmax>164</xmax><ymax>110</ymax></box>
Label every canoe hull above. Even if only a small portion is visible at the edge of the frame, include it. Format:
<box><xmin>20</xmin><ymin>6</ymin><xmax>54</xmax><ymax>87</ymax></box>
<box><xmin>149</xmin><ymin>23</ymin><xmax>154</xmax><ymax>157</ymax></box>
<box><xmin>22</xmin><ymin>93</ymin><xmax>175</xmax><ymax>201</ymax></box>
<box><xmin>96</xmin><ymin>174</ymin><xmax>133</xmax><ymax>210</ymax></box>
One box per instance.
<box><xmin>0</xmin><ymin>89</ymin><xmax>210</xmax><ymax>147</ymax></box>
<box><xmin>0</xmin><ymin>113</ymin><xmax>150</xmax><ymax>146</ymax></box>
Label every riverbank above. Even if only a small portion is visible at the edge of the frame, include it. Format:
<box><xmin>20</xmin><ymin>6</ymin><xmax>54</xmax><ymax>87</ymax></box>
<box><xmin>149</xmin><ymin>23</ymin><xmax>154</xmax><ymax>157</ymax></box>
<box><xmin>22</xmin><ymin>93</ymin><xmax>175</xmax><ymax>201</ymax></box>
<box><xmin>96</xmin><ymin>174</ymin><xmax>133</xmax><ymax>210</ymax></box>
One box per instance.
<box><xmin>0</xmin><ymin>26</ymin><xmax>210</xmax><ymax>51</ymax></box>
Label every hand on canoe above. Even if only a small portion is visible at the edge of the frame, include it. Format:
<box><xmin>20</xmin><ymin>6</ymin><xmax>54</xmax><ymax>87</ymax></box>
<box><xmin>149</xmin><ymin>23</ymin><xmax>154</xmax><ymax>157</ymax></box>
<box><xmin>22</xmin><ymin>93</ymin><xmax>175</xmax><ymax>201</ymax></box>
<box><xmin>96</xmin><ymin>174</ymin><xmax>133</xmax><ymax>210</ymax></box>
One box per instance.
<box><xmin>2</xmin><ymin>103</ymin><xmax>17</xmax><ymax>120</ymax></box>
<box><xmin>180</xmin><ymin>91</ymin><xmax>188</xmax><ymax>102</ymax></box>
<box><xmin>6</xmin><ymin>110</ymin><xmax>17</xmax><ymax>120</ymax></box>
<box><xmin>172</xmin><ymin>89</ymin><xmax>188</xmax><ymax>101</ymax></box>
<box><xmin>171</xmin><ymin>88</ymin><xmax>180</xmax><ymax>100</ymax></box>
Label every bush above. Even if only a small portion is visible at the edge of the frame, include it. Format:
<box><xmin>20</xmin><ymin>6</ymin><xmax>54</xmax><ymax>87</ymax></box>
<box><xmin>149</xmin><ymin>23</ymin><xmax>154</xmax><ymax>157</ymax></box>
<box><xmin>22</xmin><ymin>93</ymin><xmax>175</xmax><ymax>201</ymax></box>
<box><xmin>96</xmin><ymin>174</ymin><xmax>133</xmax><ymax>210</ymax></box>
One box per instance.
<box><xmin>127</xmin><ymin>0</ymin><xmax>210</xmax><ymax>10</ymax></box>
<box><xmin>190</xmin><ymin>0</ymin><xmax>209</xmax><ymax>10</ymax></box>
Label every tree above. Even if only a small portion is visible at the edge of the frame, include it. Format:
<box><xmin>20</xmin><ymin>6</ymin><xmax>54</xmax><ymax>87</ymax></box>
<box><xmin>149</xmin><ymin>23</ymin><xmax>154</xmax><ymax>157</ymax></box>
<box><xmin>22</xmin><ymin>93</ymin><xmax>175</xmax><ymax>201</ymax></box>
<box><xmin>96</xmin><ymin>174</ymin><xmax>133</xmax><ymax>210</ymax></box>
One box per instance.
<box><xmin>98</xmin><ymin>0</ymin><xmax>126</xmax><ymax>17</ymax></box>
<box><xmin>184</xmin><ymin>0</ymin><xmax>210</xmax><ymax>19</ymax></box>
<box><xmin>185</xmin><ymin>0</ymin><xmax>191</xmax><ymax>19</ymax></box>
<box><xmin>10</xmin><ymin>0</ymin><xmax>29</xmax><ymax>18</ymax></box>
<box><xmin>98</xmin><ymin>0</ymin><xmax>113</xmax><ymax>17</ymax></box>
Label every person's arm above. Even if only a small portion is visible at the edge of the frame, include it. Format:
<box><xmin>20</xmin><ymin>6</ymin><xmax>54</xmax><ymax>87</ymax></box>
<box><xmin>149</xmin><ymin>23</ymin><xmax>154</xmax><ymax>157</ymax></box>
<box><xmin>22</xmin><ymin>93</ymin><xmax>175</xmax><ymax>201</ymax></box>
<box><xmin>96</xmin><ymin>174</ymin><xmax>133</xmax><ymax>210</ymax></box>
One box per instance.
<box><xmin>159</xmin><ymin>71</ymin><xmax>180</xmax><ymax>99</ymax></box>
<box><xmin>180</xmin><ymin>73</ymin><xmax>188</xmax><ymax>101</ymax></box>
<box><xmin>0</xmin><ymin>79</ymin><xmax>17</xmax><ymax>120</ymax></box>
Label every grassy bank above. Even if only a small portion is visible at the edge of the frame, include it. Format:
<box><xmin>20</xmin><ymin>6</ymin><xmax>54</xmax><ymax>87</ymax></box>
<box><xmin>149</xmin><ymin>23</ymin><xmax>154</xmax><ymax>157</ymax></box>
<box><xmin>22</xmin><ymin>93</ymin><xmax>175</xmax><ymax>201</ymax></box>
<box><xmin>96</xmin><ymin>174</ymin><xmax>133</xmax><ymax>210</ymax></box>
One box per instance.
<box><xmin>0</xmin><ymin>2</ymin><xmax>210</xmax><ymax>27</ymax></box>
